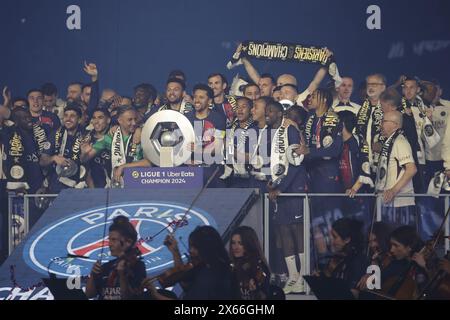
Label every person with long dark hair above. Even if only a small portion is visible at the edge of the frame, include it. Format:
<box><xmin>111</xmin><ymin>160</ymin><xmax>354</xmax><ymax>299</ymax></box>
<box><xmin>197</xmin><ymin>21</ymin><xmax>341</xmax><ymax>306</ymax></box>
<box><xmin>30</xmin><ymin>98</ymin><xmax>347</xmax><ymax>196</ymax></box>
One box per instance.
<box><xmin>85</xmin><ymin>216</ymin><xmax>146</xmax><ymax>300</ymax></box>
<box><xmin>143</xmin><ymin>226</ymin><xmax>238</xmax><ymax>300</ymax></box>
<box><xmin>367</xmin><ymin>221</ymin><xmax>393</xmax><ymax>265</ymax></box>
<box><xmin>354</xmin><ymin>221</ymin><xmax>393</xmax><ymax>295</ymax></box>
<box><xmin>229</xmin><ymin>226</ymin><xmax>271</xmax><ymax>300</ymax></box>
<box><xmin>316</xmin><ymin>218</ymin><xmax>366</xmax><ymax>292</ymax></box>
<box><xmin>358</xmin><ymin>225</ymin><xmax>430</xmax><ymax>299</ymax></box>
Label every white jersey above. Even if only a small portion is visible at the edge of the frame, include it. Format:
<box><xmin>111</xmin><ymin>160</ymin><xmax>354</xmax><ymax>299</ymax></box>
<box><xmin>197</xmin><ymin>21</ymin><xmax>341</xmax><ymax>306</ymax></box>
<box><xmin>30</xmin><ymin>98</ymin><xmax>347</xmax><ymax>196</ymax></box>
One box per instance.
<box><xmin>425</xmin><ymin>105</ymin><xmax>449</xmax><ymax>161</ymax></box>
<box><xmin>332</xmin><ymin>100</ymin><xmax>361</xmax><ymax>115</ymax></box>
<box><xmin>442</xmin><ymin>111</ymin><xmax>450</xmax><ymax>170</ymax></box>
<box><xmin>385</xmin><ymin>134</ymin><xmax>415</xmax><ymax>207</ymax></box>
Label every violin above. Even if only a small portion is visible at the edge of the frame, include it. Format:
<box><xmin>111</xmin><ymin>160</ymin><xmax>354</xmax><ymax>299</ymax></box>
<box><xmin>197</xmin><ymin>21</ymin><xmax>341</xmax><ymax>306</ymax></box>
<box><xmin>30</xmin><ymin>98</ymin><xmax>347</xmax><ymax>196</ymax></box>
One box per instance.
<box><xmin>416</xmin><ymin>207</ymin><xmax>450</xmax><ymax>299</ymax></box>
<box><xmin>252</xmin><ymin>262</ymin><xmax>268</xmax><ymax>287</ymax></box>
<box><xmin>236</xmin><ymin>260</ymin><xmax>269</xmax><ymax>300</ymax></box>
<box><xmin>375</xmin><ymin>241</ymin><xmax>435</xmax><ymax>300</ymax></box>
<box><xmin>357</xmin><ymin>250</ymin><xmax>400</xmax><ymax>299</ymax></box>
<box><xmin>234</xmin><ymin>259</ymin><xmax>267</xmax><ymax>288</ymax></box>
<box><xmin>145</xmin><ymin>168</ymin><xmax>221</xmax><ymax>291</ymax></box>
<box><xmin>148</xmin><ymin>235</ymin><xmax>199</xmax><ymax>289</ymax></box>
<box><xmin>372</xmin><ymin>206</ymin><xmax>450</xmax><ymax>300</ymax></box>
<box><xmin>114</xmin><ymin>246</ymin><xmax>141</xmax><ymax>275</ymax></box>
<box><xmin>321</xmin><ymin>253</ymin><xmax>347</xmax><ymax>278</ymax></box>
<box><xmin>378</xmin><ymin>252</ymin><xmax>394</xmax><ymax>270</ymax></box>
<box><xmin>370</xmin><ymin>247</ymin><xmax>394</xmax><ymax>270</ymax></box>
<box><xmin>155</xmin><ymin>262</ymin><xmax>197</xmax><ymax>289</ymax></box>
<box><xmin>358</xmin><ymin>244</ymin><xmax>420</xmax><ymax>300</ymax></box>
<box><xmin>378</xmin><ymin>263</ymin><xmax>418</xmax><ymax>300</ymax></box>
<box><xmin>417</xmin><ymin>250</ymin><xmax>450</xmax><ymax>300</ymax></box>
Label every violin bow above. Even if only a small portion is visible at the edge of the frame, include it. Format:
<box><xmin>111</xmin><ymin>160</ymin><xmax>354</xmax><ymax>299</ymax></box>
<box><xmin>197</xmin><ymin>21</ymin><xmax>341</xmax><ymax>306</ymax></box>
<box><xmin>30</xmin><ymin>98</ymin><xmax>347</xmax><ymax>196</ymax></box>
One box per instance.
<box><xmin>430</xmin><ymin>204</ymin><xmax>450</xmax><ymax>253</ymax></box>
<box><xmin>174</xmin><ymin>166</ymin><xmax>220</xmax><ymax>234</ymax></box>
<box><xmin>306</xmin><ymin>194</ymin><xmax>320</xmax><ymax>272</ymax></box>
<box><xmin>148</xmin><ymin>167</ymin><xmax>221</xmax><ymax>283</ymax></box>
<box><xmin>146</xmin><ymin>166</ymin><xmax>222</xmax><ymax>245</ymax></box>
<box><xmin>366</xmin><ymin>192</ymin><xmax>379</xmax><ymax>258</ymax></box>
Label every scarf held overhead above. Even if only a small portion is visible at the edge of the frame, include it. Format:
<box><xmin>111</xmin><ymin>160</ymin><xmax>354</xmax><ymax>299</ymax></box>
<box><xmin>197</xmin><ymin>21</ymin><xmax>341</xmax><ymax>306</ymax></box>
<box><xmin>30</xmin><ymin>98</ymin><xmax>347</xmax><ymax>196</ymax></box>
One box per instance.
<box><xmin>228</xmin><ymin>40</ymin><xmax>334</xmax><ymax>67</ymax></box>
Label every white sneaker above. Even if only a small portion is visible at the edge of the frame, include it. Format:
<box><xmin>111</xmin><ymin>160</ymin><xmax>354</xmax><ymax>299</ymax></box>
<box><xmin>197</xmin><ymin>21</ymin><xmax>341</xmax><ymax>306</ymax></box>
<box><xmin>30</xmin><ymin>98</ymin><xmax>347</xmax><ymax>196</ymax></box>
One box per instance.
<box><xmin>291</xmin><ymin>277</ymin><xmax>305</xmax><ymax>294</ymax></box>
<box><xmin>283</xmin><ymin>278</ymin><xmax>298</xmax><ymax>294</ymax></box>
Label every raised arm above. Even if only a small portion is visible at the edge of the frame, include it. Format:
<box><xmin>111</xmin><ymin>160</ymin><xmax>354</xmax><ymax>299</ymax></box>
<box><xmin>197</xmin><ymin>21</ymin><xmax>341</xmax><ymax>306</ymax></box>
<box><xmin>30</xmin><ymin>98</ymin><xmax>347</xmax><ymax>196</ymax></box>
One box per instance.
<box><xmin>83</xmin><ymin>61</ymin><xmax>100</xmax><ymax>119</ymax></box>
<box><xmin>242</xmin><ymin>57</ymin><xmax>261</xmax><ymax>84</ymax></box>
<box><xmin>1</xmin><ymin>87</ymin><xmax>12</xmax><ymax>119</ymax></box>
<box><xmin>228</xmin><ymin>43</ymin><xmax>262</xmax><ymax>84</ymax></box>
<box><xmin>388</xmin><ymin>75</ymin><xmax>406</xmax><ymax>91</ymax></box>
<box><xmin>306</xmin><ymin>66</ymin><xmax>328</xmax><ymax>94</ymax></box>
<box><xmin>305</xmin><ymin>49</ymin><xmax>334</xmax><ymax>93</ymax></box>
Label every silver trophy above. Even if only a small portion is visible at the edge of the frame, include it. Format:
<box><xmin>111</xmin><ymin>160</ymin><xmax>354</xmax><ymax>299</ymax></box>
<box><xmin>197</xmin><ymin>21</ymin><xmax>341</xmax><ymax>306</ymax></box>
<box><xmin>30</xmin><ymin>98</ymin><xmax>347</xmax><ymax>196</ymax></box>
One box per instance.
<box><xmin>141</xmin><ymin>110</ymin><xmax>195</xmax><ymax>167</ymax></box>
<box><xmin>34</xmin><ymin>187</ymin><xmax>51</xmax><ymax>210</ymax></box>
<box><xmin>444</xmin><ymin>175</ymin><xmax>450</xmax><ymax>192</ymax></box>
<box><xmin>56</xmin><ymin>159</ymin><xmax>78</xmax><ymax>178</ymax></box>
<box><xmin>111</xmin><ymin>176</ymin><xmax>124</xmax><ymax>188</ymax></box>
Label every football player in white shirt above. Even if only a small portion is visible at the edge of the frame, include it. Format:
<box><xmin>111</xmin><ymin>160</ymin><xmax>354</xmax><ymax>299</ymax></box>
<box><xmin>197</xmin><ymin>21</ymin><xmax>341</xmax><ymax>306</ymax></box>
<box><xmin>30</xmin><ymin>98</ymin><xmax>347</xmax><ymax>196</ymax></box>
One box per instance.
<box><xmin>422</xmin><ymin>80</ymin><xmax>449</xmax><ymax>183</ymax></box>
<box><xmin>378</xmin><ymin>111</ymin><xmax>418</xmax><ymax>227</ymax></box>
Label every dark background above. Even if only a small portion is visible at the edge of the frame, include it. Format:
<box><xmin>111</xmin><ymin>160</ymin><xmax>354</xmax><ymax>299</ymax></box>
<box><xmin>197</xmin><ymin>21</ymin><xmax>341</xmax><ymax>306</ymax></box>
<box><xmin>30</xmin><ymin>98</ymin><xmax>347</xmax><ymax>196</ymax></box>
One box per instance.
<box><xmin>1</xmin><ymin>0</ymin><xmax>449</xmax><ymax>99</ymax></box>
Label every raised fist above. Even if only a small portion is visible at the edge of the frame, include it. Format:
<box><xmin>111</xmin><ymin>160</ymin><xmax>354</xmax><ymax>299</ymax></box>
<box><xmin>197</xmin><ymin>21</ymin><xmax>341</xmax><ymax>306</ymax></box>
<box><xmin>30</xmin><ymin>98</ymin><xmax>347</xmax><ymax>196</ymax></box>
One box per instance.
<box><xmin>83</xmin><ymin>61</ymin><xmax>98</xmax><ymax>80</ymax></box>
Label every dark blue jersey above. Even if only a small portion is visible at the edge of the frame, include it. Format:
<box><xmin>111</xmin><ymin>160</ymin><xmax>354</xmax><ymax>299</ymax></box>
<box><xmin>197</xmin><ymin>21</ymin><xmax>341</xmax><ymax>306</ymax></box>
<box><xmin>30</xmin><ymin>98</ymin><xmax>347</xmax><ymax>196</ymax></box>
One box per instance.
<box><xmin>3</xmin><ymin>127</ymin><xmax>44</xmax><ymax>193</ymax></box>
<box><xmin>186</xmin><ymin>109</ymin><xmax>226</xmax><ymax>151</ymax></box>
<box><xmin>270</xmin><ymin>125</ymin><xmax>308</xmax><ymax>225</ymax></box>
<box><xmin>304</xmin><ymin>111</ymin><xmax>344</xmax><ymax>193</ymax></box>
<box><xmin>212</xmin><ymin>96</ymin><xmax>236</xmax><ymax>128</ymax></box>
<box><xmin>31</xmin><ymin>110</ymin><xmax>61</xmax><ymax>137</ymax></box>
<box><xmin>275</xmin><ymin>125</ymin><xmax>307</xmax><ymax>194</ymax></box>
<box><xmin>42</xmin><ymin>127</ymin><xmax>86</xmax><ymax>193</ymax></box>
<box><xmin>93</xmin><ymin>258</ymin><xmax>146</xmax><ymax>300</ymax></box>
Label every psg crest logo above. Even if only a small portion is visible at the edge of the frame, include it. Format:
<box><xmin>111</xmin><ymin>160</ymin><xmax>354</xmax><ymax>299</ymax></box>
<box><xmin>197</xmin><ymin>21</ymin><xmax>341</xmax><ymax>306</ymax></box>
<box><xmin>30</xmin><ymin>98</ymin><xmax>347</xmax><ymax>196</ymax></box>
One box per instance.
<box><xmin>23</xmin><ymin>202</ymin><xmax>217</xmax><ymax>278</ymax></box>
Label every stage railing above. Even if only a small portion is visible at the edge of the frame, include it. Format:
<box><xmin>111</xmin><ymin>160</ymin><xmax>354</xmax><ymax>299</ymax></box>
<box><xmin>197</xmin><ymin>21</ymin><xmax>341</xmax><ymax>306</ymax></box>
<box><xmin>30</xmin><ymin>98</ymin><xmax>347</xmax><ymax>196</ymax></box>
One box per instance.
<box><xmin>263</xmin><ymin>193</ymin><xmax>450</xmax><ymax>295</ymax></box>
<box><xmin>7</xmin><ymin>193</ymin><xmax>57</xmax><ymax>254</ymax></box>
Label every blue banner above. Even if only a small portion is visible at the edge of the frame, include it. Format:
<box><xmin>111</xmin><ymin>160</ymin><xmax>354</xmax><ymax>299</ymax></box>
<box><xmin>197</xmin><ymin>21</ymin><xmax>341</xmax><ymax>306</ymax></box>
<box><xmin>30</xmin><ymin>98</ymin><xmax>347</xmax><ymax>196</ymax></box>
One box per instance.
<box><xmin>123</xmin><ymin>167</ymin><xmax>203</xmax><ymax>189</ymax></box>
